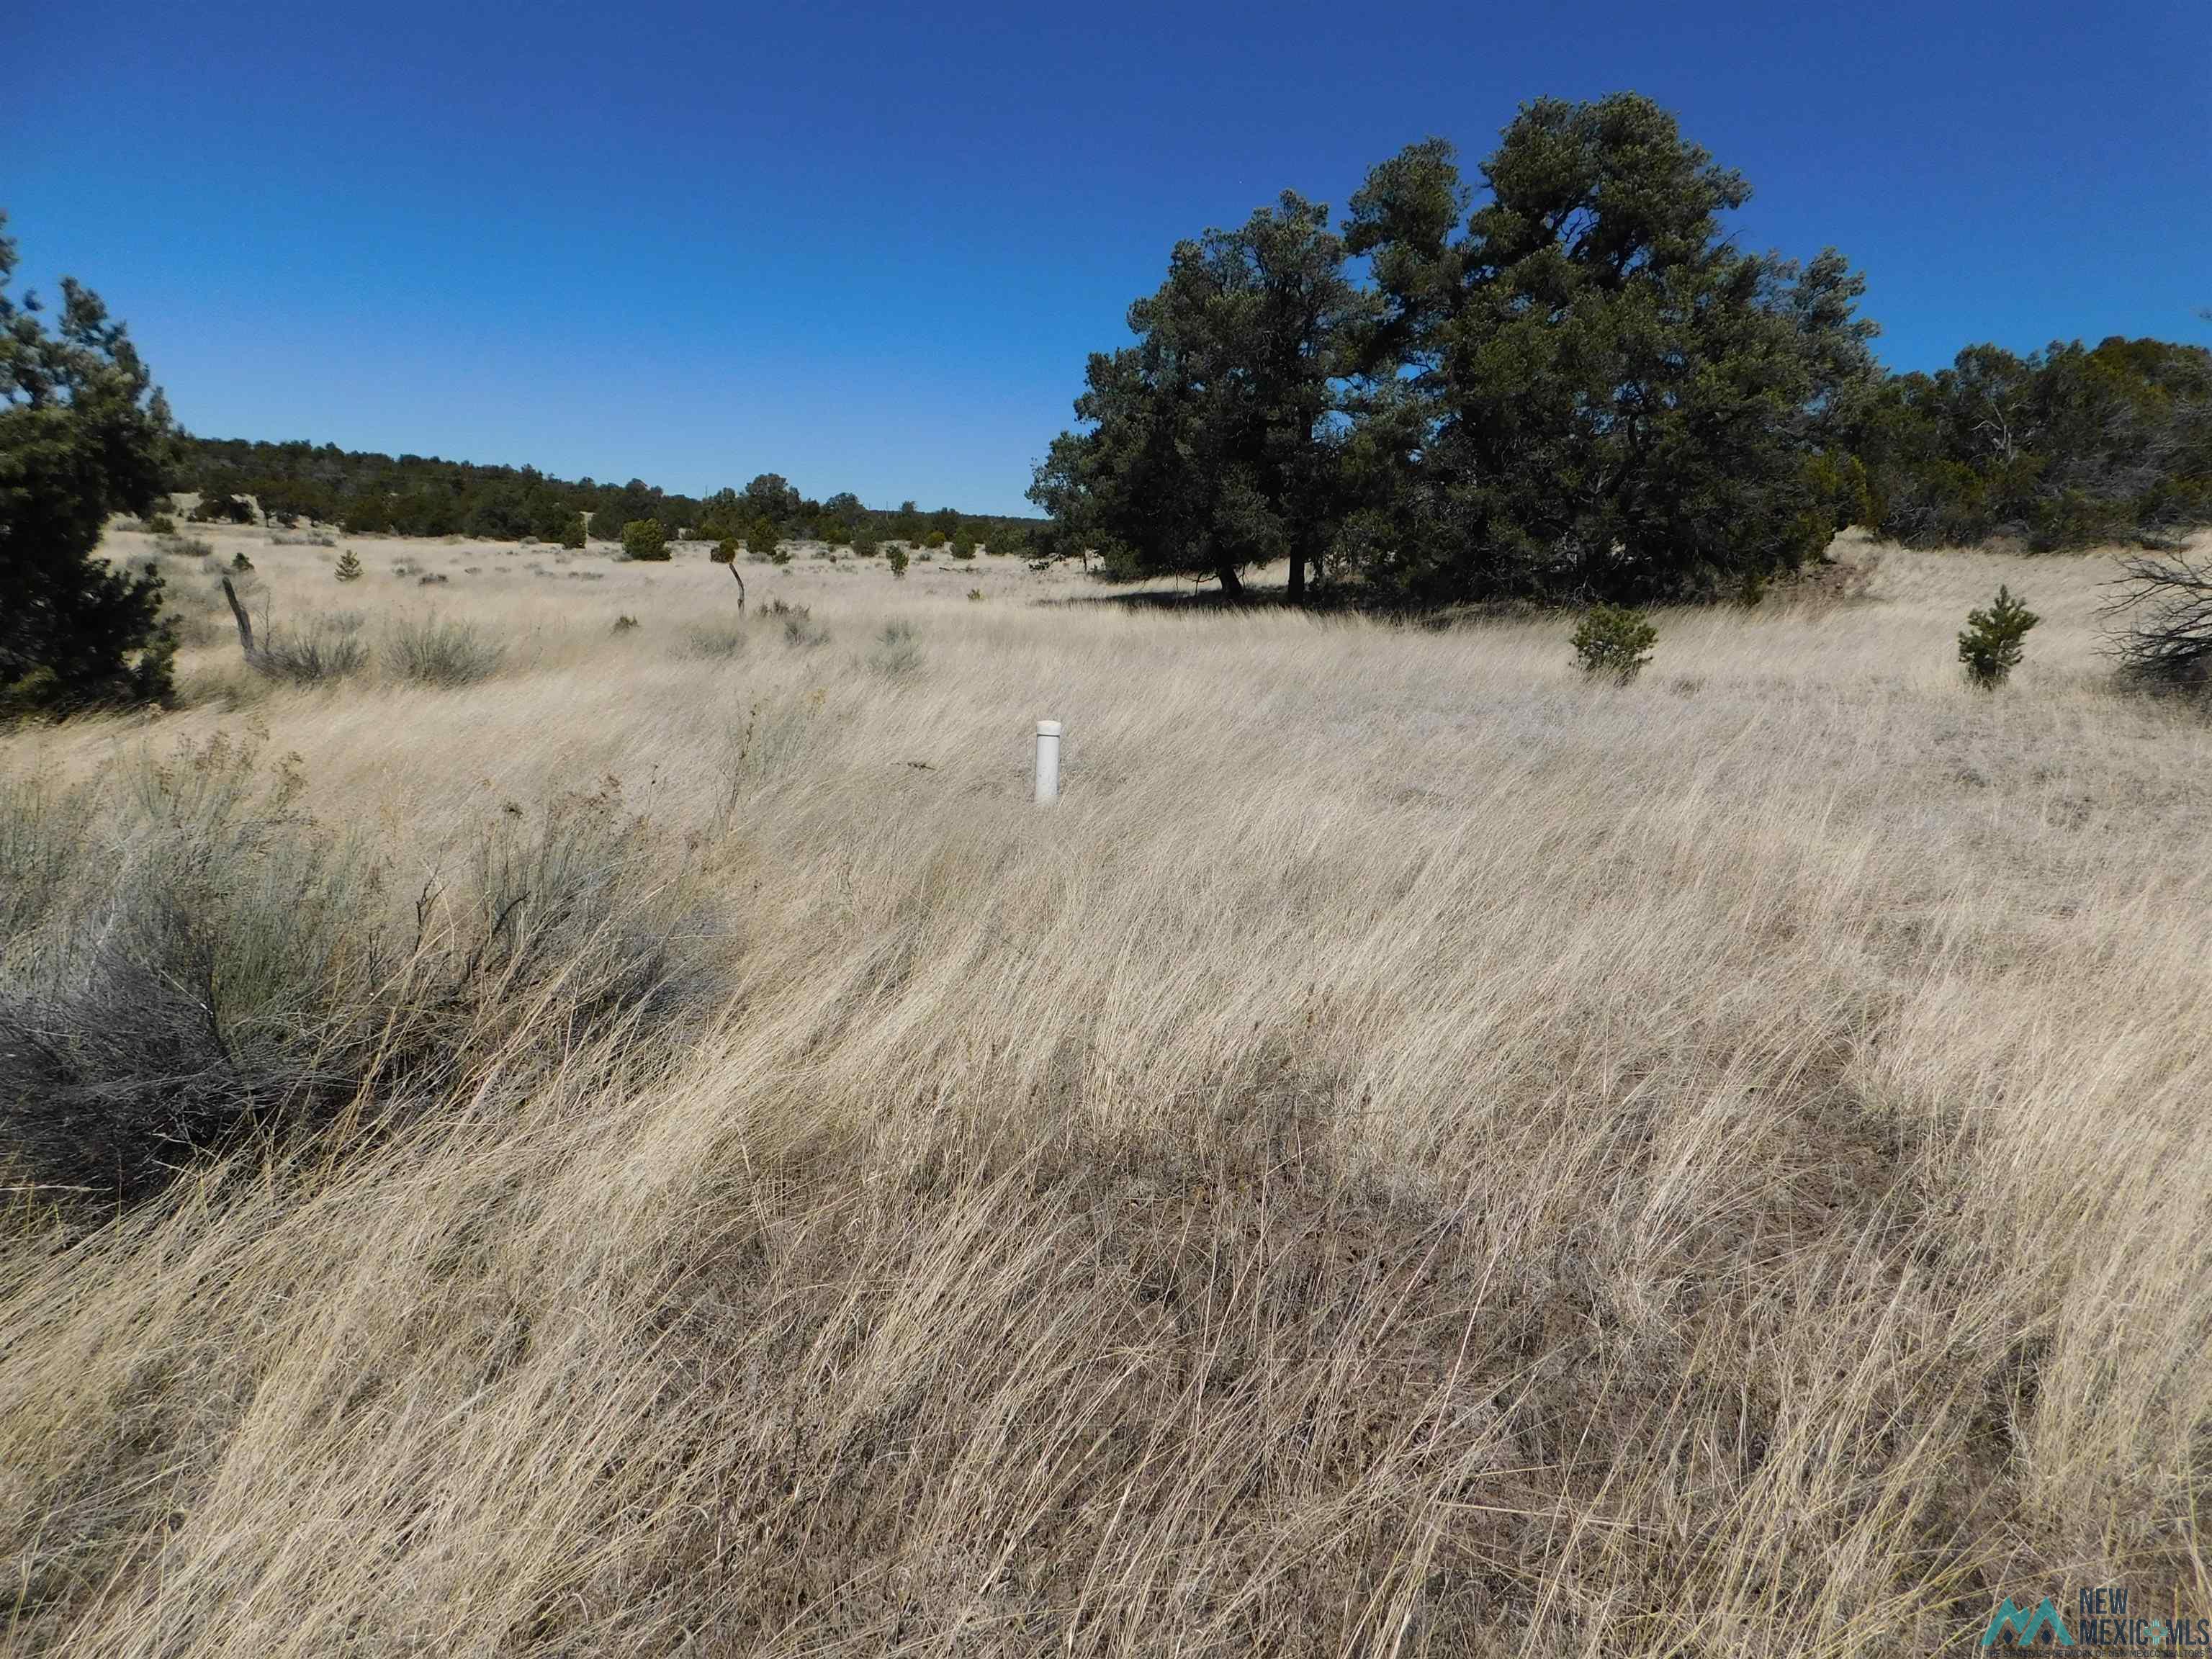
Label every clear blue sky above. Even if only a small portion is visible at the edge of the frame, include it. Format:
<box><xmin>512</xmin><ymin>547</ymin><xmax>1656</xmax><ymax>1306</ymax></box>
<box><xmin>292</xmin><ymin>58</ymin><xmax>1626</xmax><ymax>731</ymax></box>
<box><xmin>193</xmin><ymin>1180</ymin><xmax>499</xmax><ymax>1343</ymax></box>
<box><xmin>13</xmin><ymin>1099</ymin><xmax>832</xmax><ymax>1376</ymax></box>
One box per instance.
<box><xmin>8</xmin><ymin>0</ymin><xmax>2208</xmax><ymax>515</ymax></box>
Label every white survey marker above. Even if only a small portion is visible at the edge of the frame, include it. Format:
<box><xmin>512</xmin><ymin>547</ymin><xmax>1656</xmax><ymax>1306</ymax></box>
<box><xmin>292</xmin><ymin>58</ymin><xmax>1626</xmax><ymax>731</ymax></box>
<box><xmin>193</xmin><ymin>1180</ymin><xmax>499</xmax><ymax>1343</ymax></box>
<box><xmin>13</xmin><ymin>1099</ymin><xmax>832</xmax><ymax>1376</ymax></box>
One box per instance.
<box><xmin>1035</xmin><ymin>719</ymin><xmax>1062</xmax><ymax>803</ymax></box>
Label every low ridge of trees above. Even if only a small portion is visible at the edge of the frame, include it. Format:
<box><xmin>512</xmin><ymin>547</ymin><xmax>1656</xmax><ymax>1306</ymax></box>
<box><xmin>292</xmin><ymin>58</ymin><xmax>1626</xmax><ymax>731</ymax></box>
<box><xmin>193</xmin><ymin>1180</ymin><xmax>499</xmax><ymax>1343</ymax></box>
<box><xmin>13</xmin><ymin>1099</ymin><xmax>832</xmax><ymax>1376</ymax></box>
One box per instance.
<box><xmin>176</xmin><ymin>441</ymin><xmax>1038</xmax><ymax>550</ymax></box>
<box><xmin>1033</xmin><ymin>92</ymin><xmax>2212</xmax><ymax>603</ymax></box>
<box><xmin>1851</xmin><ymin>338</ymin><xmax>2212</xmax><ymax>552</ymax></box>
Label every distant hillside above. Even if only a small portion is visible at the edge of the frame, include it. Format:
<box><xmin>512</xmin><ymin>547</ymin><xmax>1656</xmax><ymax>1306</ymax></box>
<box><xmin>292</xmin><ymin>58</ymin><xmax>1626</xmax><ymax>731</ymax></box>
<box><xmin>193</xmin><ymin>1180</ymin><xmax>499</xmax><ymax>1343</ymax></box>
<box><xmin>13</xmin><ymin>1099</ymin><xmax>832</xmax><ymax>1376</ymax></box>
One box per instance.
<box><xmin>176</xmin><ymin>434</ymin><xmax>1043</xmax><ymax>548</ymax></box>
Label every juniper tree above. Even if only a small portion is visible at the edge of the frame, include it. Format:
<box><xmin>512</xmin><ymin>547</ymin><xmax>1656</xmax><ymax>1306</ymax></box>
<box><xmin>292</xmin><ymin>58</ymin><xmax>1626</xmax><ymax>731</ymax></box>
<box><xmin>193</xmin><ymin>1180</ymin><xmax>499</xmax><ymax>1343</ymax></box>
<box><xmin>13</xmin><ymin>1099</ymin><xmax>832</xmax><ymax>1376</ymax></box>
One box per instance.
<box><xmin>1342</xmin><ymin>95</ymin><xmax>1879</xmax><ymax>603</ymax></box>
<box><xmin>0</xmin><ymin>215</ymin><xmax>178</xmax><ymax>710</ymax></box>
<box><xmin>621</xmin><ymin>518</ymin><xmax>670</xmax><ymax>562</ymax></box>
<box><xmin>1030</xmin><ymin>192</ymin><xmax>1366</xmax><ymax>601</ymax></box>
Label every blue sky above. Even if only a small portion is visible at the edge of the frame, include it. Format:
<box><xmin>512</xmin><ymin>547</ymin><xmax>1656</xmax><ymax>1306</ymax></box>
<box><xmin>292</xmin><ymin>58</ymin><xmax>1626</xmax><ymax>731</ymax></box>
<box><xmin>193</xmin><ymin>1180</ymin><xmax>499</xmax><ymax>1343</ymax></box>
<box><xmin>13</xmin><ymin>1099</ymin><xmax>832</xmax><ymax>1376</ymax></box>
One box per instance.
<box><xmin>8</xmin><ymin>0</ymin><xmax>2208</xmax><ymax>515</ymax></box>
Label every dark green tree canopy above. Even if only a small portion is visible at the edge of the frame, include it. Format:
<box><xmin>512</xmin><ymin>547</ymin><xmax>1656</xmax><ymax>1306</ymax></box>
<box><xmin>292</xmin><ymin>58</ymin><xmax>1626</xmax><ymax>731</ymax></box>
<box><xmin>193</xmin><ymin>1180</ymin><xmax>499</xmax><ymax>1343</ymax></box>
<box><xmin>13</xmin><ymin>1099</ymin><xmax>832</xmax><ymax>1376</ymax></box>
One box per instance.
<box><xmin>741</xmin><ymin>472</ymin><xmax>801</xmax><ymax>527</ymax></box>
<box><xmin>1030</xmin><ymin>191</ymin><xmax>1367</xmax><ymax>597</ymax></box>
<box><xmin>1853</xmin><ymin>336</ymin><xmax>2212</xmax><ymax>550</ymax></box>
<box><xmin>0</xmin><ymin>215</ymin><xmax>177</xmax><ymax>710</ymax></box>
<box><xmin>1033</xmin><ymin>94</ymin><xmax>1882</xmax><ymax>606</ymax></box>
<box><xmin>1342</xmin><ymin>94</ymin><xmax>1879</xmax><ymax>603</ymax></box>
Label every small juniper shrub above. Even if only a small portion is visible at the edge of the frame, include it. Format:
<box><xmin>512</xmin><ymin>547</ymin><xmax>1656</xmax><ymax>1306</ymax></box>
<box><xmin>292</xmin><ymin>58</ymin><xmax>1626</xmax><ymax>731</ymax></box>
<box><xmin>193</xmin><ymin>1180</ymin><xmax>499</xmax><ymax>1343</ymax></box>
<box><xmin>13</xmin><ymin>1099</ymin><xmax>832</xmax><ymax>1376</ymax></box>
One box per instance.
<box><xmin>147</xmin><ymin>513</ymin><xmax>177</xmax><ymax>535</ymax></box>
<box><xmin>967</xmin><ymin>588</ymin><xmax>984</xmax><ymax>602</ymax></box>
<box><xmin>230</xmin><ymin>552</ymin><xmax>254</xmax><ymax>573</ymax></box>
<box><xmin>1572</xmin><ymin>604</ymin><xmax>1658</xmax><ymax>684</ymax></box>
<box><xmin>621</xmin><ymin>519</ymin><xmax>670</xmax><ymax>562</ymax></box>
<box><xmin>887</xmin><ymin>546</ymin><xmax>910</xmax><ymax>579</ymax></box>
<box><xmin>611</xmin><ymin>615</ymin><xmax>640</xmax><ymax>634</ymax></box>
<box><xmin>333</xmin><ymin>549</ymin><xmax>363</xmax><ymax>582</ymax></box>
<box><xmin>1958</xmin><ymin>585</ymin><xmax>2038</xmax><ymax>688</ymax></box>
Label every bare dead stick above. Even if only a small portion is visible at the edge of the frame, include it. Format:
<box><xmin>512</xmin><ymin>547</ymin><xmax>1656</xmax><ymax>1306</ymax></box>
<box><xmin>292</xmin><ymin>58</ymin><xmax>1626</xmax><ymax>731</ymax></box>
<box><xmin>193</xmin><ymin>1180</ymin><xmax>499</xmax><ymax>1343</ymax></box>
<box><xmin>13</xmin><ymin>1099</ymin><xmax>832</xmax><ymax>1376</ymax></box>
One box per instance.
<box><xmin>220</xmin><ymin>576</ymin><xmax>258</xmax><ymax>662</ymax></box>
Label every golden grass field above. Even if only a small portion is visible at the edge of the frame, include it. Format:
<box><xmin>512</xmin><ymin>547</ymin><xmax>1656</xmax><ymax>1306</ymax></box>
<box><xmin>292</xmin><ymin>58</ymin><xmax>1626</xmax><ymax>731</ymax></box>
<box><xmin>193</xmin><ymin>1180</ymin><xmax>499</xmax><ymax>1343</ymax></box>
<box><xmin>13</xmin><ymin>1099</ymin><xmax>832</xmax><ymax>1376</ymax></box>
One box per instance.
<box><xmin>1</xmin><ymin>521</ymin><xmax>2208</xmax><ymax>1655</ymax></box>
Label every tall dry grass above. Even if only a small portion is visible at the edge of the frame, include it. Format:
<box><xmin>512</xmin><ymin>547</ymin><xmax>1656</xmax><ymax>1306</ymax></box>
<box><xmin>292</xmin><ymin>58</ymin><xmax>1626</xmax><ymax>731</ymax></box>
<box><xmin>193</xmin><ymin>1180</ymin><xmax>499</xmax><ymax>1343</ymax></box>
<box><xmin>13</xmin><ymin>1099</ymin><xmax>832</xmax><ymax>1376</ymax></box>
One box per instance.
<box><xmin>0</xmin><ymin>526</ymin><xmax>2208</xmax><ymax>1655</ymax></box>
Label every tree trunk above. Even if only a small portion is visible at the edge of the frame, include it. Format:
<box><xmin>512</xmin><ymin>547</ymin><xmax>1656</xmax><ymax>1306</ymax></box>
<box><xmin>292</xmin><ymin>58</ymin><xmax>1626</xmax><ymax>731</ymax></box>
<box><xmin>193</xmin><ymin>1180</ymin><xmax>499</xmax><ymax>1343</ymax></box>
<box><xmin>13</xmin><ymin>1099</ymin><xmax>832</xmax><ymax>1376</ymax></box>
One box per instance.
<box><xmin>1216</xmin><ymin>564</ymin><xmax>1244</xmax><ymax>598</ymax></box>
<box><xmin>220</xmin><ymin>576</ymin><xmax>258</xmax><ymax>662</ymax></box>
<box><xmin>1286</xmin><ymin>550</ymin><xmax>1305</xmax><ymax>605</ymax></box>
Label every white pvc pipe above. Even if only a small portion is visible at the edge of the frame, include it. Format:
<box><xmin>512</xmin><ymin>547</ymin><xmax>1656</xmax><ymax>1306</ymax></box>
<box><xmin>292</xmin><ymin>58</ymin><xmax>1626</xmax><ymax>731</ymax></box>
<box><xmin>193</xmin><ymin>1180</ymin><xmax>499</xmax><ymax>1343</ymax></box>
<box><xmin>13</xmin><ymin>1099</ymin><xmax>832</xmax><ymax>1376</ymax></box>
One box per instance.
<box><xmin>1035</xmin><ymin>719</ymin><xmax>1062</xmax><ymax>803</ymax></box>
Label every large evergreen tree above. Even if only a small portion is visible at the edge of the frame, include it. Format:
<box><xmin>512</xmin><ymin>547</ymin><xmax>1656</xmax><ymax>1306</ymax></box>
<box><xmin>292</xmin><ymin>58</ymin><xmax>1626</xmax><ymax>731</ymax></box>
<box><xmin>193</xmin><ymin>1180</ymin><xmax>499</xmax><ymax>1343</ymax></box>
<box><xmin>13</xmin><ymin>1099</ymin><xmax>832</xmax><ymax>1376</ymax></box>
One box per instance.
<box><xmin>0</xmin><ymin>215</ymin><xmax>177</xmax><ymax>711</ymax></box>
<box><xmin>1032</xmin><ymin>96</ymin><xmax>1881</xmax><ymax>606</ymax></box>
<box><xmin>1343</xmin><ymin>95</ymin><xmax>1879</xmax><ymax>603</ymax></box>
<box><xmin>1030</xmin><ymin>192</ymin><xmax>1365</xmax><ymax>598</ymax></box>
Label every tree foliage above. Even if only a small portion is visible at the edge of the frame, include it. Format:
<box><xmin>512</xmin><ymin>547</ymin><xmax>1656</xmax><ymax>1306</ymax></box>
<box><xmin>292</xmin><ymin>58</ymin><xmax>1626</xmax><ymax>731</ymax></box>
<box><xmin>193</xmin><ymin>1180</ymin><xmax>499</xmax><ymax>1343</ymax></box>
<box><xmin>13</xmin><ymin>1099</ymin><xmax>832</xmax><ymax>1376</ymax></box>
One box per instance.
<box><xmin>1958</xmin><ymin>586</ymin><xmax>2038</xmax><ymax>687</ymax></box>
<box><xmin>0</xmin><ymin>215</ymin><xmax>177</xmax><ymax>711</ymax></box>
<box><xmin>1571</xmin><ymin>605</ymin><xmax>1658</xmax><ymax>683</ymax></box>
<box><xmin>621</xmin><ymin>518</ymin><xmax>670</xmax><ymax>562</ymax></box>
<box><xmin>175</xmin><ymin>437</ymin><xmax>1041</xmax><ymax>552</ymax></box>
<box><xmin>1033</xmin><ymin>95</ymin><xmax>1882</xmax><ymax>606</ymax></box>
<box><xmin>1852</xmin><ymin>338</ymin><xmax>2212</xmax><ymax>551</ymax></box>
<box><xmin>1031</xmin><ymin>192</ymin><xmax>1366</xmax><ymax>598</ymax></box>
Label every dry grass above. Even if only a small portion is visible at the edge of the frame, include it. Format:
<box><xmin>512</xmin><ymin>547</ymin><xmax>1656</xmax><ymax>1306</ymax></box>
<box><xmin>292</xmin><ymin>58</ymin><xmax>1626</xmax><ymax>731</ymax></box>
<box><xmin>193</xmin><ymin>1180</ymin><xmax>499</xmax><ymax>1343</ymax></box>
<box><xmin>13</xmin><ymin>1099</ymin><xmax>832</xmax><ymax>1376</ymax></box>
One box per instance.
<box><xmin>1</xmin><ymin>525</ymin><xmax>2208</xmax><ymax>1654</ymax></box>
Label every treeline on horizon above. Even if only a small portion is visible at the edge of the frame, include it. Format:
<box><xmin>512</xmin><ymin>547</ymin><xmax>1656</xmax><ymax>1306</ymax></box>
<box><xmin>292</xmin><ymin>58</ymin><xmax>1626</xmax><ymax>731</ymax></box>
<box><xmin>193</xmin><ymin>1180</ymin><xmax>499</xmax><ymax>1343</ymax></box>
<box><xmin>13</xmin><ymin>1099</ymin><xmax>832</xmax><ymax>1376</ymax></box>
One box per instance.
<box><xmin>176</xmin><ymin>436</ymin><xmax>1040</xmax><ymax>550</ymax></box>
<box><xmin>1030</xmin><ymin>92</ymin><xmax>2212</xmax><ymax>604</ymax></box>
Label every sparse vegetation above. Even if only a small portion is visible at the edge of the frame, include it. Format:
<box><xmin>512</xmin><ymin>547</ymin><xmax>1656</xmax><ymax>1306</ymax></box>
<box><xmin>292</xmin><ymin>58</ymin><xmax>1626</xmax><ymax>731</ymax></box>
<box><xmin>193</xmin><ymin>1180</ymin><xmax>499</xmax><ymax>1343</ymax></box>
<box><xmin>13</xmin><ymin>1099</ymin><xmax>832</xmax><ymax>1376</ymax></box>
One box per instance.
<box><xmin>2105</xmin><ymin>552</ymin><xmax>2212</xmax><ymax>691</ymax></box>
<box><xmin>382</xmin><ymin>613</ymin><xmax>505</xmax><ymax>685</ymax></box>
<box><xmin>888</xmin><ymin>544</ymin><xmax>910</xmax><ymax>578</ymax></box>
<box><xmin>683</xmin><ymin>619</ymin><xmax>749</xmax><ymax>659</ymax></box>
<box><xmin>0</xmin><ymin>736</ymin><xmax>701</xmax><ymax>1203</ymax></box>
<box><xmin>869</xmin><ymin>619</ymin><xmax>920</xmax><ymax>674</ymax></box>
<box><xmin>765</xmin><ymin>598</ymin><xmax>827</xmax><ymax>647</ymax></box>
<box><xmin>1</xmin><ymin>544</ymin><xmax>2206</xmax><ymax>1658</ymax></box>
<box><xmin>253</xmin><ymin>612</ymin><xmax>371</xmax><ymax>683</ymax></box>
